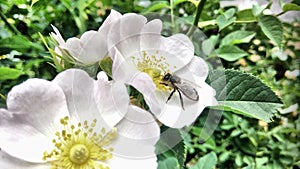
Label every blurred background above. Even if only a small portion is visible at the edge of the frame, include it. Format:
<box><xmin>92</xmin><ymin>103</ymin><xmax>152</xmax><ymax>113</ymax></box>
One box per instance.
<box><xmin>0</xmin><ymin>0</ymin><xmax>299</xmax><ymax>168</ymax></box>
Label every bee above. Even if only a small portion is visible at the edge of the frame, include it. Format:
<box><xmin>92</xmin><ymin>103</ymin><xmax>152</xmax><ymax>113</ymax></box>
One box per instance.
<box><xmin>161</xmin><ymin>73</ymin><xmax>199</xmax><ymax>110</ymax></box>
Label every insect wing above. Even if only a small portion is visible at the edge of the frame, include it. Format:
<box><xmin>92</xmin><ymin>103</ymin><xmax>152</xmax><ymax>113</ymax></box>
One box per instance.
<box><xmin>175</xmin><ymin>81</ymin><xmax>199</xmax><ymax>101</ymax></box>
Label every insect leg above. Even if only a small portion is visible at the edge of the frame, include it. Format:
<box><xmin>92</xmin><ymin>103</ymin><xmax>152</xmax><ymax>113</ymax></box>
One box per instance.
<box><xmin>160</xmin><ymin>82</ymin><xmax>169</xmax><ymax>86</ymax></box>
<box><xmin>166</xmin><ymin>88</ymin><xmax>176</xmax><ymax>103</ymax></box>
<box><xmin>176</xmin><ymin>88</ymin><xmax>185</xmax><ymax>110</ymax></box>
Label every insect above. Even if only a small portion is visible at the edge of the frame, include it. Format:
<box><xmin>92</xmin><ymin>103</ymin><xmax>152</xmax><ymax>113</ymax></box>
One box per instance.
<box><xmin>160</xmin><ymin>73</ymin><xmax>199</xmax><ymax>110</ymax></box>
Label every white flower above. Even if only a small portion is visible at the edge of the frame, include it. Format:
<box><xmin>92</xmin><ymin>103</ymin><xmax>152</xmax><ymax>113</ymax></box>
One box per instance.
<box><xmin>0</xmin><ymin>69</ymin><xmax>160</xmax><ymax>169</ymax></box>
<box><xmin>107</xmin><ymin>10</ymin><xmax>218</xmax><ymax>128</ymax></box>
<box><xmin>51</xmin><ymin>10</ymin><xmax>122</xmax><ymax>65</ymax></box>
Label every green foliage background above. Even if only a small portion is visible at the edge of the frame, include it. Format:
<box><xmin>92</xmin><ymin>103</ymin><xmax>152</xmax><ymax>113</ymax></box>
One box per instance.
<box><xmin>0</xmin><ymin>0</ymin><xmax>299</xmax><ymax>168</ymax></box>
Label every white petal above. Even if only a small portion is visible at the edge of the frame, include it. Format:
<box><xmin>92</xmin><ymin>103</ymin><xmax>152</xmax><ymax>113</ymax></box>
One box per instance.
<box><xmin>109</xmin><ymin>155</ymin><xmax>157</xmax><ymax>169</ymax></box>
<box><xmin>112</xmin><ymin>47</ymin><xmax>139</xmax><ymax>83</ymax></box>
<box><xmin>161</xmin><ymin>34</ymin><xmax>194</xmax><ymax>72</ymax></box>
<box><xmin>175</xmin><ymin>56</ymin><xmax>209</xmax><ymax>81</ymax></box>
<box><xmin>155</xmin><ymin>81</ymin><xmax>217</xmax><ymax>128</ymax></box>
<box><xmin>128</xmin><ymin>72</ymin><xmax>161</xmax><ymax>115</ymax></box>
<box><xmin>62</xmin><ymin>31</ymin><xmax>107</xmax><ymax>64</ymax></box>
<box><xmin>140</xmin><ymin>19</ymin><xmax>163</xmax><ymax>50</ymax></box>
<box><xmin>117</xmin><ymin>105</ymin><xmax>159</xmax><ymax>141</ymax></box>
<box><xmin>53</xmin><ymin>69</ymin><xmax>94</xmax><ymax>119</ymax></box>
<box><xmin>95</xmin><ymin>71</ymin><xmax>130</xmax><ymax>128</ymax></box>
<box><xmin>5</xmin><ymin>78</ymin><xmax>69</xmax><ymax>136</ymax></box>
<box><xmin>53</xmin><ymin>69</ymin><xmax>129</xmax><ymax>130</ymax></box>
<box><xmin>112</xmin><ymin>48</ymin><xmax>161</xmax><ymax>115</ymax></box>
<box><xmin>98</xmin><ymin>9</ymin><xmax>122</xmax><ymax>32</ymax></box>
<box><xmin>141</xmin><ymin>19</ymin><xmax>162</xmax><ymax>34</ymax></box>
<box><xmin>0</xmin><ymin>150</ymin><xmax>50</xmax><ymax>169</ymax></box>
<box><xmin>107</xmin><ymin>13</ymin><xmax>147</xmax><ymax>54</ymax></box>
<box><xmin>111</xmin><ymin>105</ymin><xmax>159</xmax><ymax>158</ymax></box>
<box><xmin>154</xmin><ymin>90</ymin><xmax>198</xmax><ymax>128</ymax></box>
<box><xmin>53</xmin><ymin>69</ymin><xmax>103</xmax><ymax>127</ymax></box>
<box><xmin>0</xmin><ymin>109</ymin><xmax>55</xmax><ymax>163</ymax></box>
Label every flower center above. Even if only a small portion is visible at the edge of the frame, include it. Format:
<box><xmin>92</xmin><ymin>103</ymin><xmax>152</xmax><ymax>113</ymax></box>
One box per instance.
<box><xmin>69</xmin><ymin>144</ymin><xmax>89</xmax><ymax>164</ymax></box>
<box><xmin>43</xmin><ymin>116</ymin><xmax>117</xmax><ymax>169</ymax></box>
<box><xmin>132</xmin><ymin>50</ymin><xmax>171</xmax><ymax>92</ymax></box>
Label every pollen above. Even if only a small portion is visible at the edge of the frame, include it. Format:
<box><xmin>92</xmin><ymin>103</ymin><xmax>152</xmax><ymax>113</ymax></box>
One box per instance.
<box><xmin>131</xmin><ymin>50</ymin><xmax>171</xmax><ymax>92</ymax></box>
<box><xmin>43</xmin><ymin>116</ymin><xmax>117</xmax><ymax>169</ymax></box>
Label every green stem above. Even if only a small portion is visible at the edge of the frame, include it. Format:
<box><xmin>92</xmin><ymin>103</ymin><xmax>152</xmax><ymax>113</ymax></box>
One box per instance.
<box><xmin>187</xmin><ymin>0</ymin><xmax>207</xmax><ymax>36</ymax></box>
<box><xmin>170</xmin><ymin>0</ymin><xmax>175</xmax><ymax>28</ymax></box>
<box><xmin>0</xmin><ymin>11</ymin><xmax>21</xmax><ymax>35</ymax></box>
<box><xmin>193</xmin><ymin>0</ymin><xmax>206</xmax><ymax>27</ymax></box>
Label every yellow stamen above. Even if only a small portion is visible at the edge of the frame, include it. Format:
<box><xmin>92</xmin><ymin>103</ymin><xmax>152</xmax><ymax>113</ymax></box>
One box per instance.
<box><xmin>43</xmin><ymin>116</ymin><xmax>117</xmax><ymax>169</ymax></box>
<box><xmin>131</xmin><ymin>50</ymin><xmax>171</xmax><ymax>92</ymax></box>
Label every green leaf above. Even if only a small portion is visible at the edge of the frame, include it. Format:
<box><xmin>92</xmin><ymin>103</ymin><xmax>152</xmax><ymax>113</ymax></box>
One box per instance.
<box><xmin>158</xmin><ymin>157</ymin><xmax>180</xmax><ymax>169</ymax></box>
<box><xmin>215</xmin><ymin>45</ymin><xmax>248</xmax><ymax>61</ymax></box>
<box><xmin>30</xmin><ymin>0</ymin><xmax>39</xmax><ymax>7</ymax></box>
<box><xmin>236</xmin><ymin>9</ymin><xmax>257</xmax><ymax>22</ymax></box>
<box><xmin>173</xmin><ymin>0</ymin><xmax>189</xmax><ymax>6</ymax></box>
<box><xmin>219</xmin><ymin>101</ymin><xmax>282</xmax><ymax>122</ymax></box>
<box><xmin>99</xmin><ymin>57</ymin><xmax>113</xmax><ymax>77</ymax></box>
<box><xmin>216</xmin><ymin>8</ymin><xmax>236</xmax><ymax>30</ymax></box>
<box><xmin>220</xmin><ymin>30</ymin><xmax>256</xmax><ymax>46</ymax></box>
<box><xmin>256</xmin><ymin>157</ymin><xmax>269</xmax><ymax>167</ymax></box>
<box><xmin>282</xmin><ymin>3</ymin><xmax>300</xmax><ymax>12</ymax></box>
<box><xmin>156</xmin><ymin>127</ymin><xmax>186</xmax><ymax>169</ymax></box>
<box><xmin>252</xmin><ymin>3</ymin><xmax>268</xmax><ymax>16</ymax></box>
<box><xmin>142</xmin><ymin>1</ymin><xmax>169</xmax><ymax>14</ymax></box>
<box><xmin>258</xmin><ymin>15</ymin><xmax>283</xmax><ymax>48</ymax></box>
<box><xmin>0</xmin><ymin>67</ymin><xmax>24</xmax><ymax>80</ymax></box>
<box><xmin>216</xmin><ymin>15</ymin><xmax>236</xmax><ymax>31</ymax></box>
<box><xmin>12</xmin><ymin>0</ymin><xmax>26</xmax><ymax>5</ymax></box>
<box><xmin>202</xmin><ymin>35</ymin><xmax>218</xmax><ymax>55</ymax></box>
<box><xmin>224</xmin><ymin>8</ymin><xmax>236</xmax><ymax>19</ymax></box>
<box><xmin>0</xmin><ymin>35</ymin><xmax>38</xmax><ymax>53</ymax></box>
<box><xmin>189</xmin><ymin>152</ymin><xmax>217</xmax><ymax>169</ymax></box>
<box><xmin>211</xmin><ymin>69</ymin><xmax>283</xmax><ymax>122</ymax></box>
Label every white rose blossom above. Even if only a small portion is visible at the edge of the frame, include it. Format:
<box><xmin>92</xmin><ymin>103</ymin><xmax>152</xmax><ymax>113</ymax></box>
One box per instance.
<box><xmin>51</xmin><ymin>10</ymin><xmax>122</xmax><ymax>65</ymax></box>
<box><xmin>50</xmin><ymin>9</ymin><xmax>217</xmax><ymax>128</ymax></box>
<box><xmin>106</xmin><ymin>10</ymin><xmax>218</xmax><ymax>128</ymax></box>
<box><xmin>0</xmin><ymin>69</ymin><xmax>160</xmax><ymax>169</ymax></box>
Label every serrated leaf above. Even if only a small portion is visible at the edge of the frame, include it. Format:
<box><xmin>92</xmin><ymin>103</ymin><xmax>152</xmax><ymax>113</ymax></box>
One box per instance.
<box><xmin>219</xmin><ymin>101</ymin><xmax>282</xmax><ymax>122</ymax></box>
<box><xmin>156</xmin><ymin>127</ymin><xmax>186</xmax><ymax>169</ymax></box>
<box><xmin>282</xmin><ymin>3</ymin><xmax>300</xmax><ymax>12</ymax></box>
<box><xmin>158</xmin><ymin>157</ymin><xmax>180</xmax><ymax>169</ymax></box>
<box><xmin>215</xmin><ymin>45</ymin><xmax>248</xmax><ymax>61</ymax></box>
<box><xmin>210</xmin><ymin>69</ymin><xmax>283</xmax><ymax>122</ymax></box>
<box><xmin>236</xmin><ymin>9</ymin><xmax>257</xmax><ymax>22</ymax></box>
<box><xmin>189</xmin><ymin>152</ymin><xmax>217</xmax><ymax>169</ymax></box>
<box><xmin>258</xmin><ymin>15</ymin><xmax>283</xmax><ymax>48</ymax></box>
<box><xmin>220</xmin><ymin>30</ymin><xmax>256</xmax><ymax>46</ymax></box>
<box><xmin>0</xmin><ymin>67</ymin><xmax>24</xmax><ymax>80</ymax></box>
